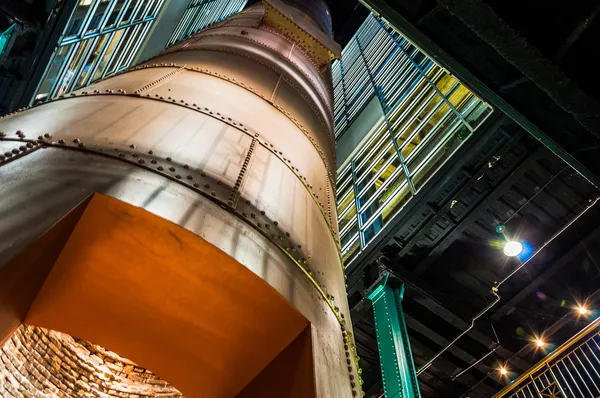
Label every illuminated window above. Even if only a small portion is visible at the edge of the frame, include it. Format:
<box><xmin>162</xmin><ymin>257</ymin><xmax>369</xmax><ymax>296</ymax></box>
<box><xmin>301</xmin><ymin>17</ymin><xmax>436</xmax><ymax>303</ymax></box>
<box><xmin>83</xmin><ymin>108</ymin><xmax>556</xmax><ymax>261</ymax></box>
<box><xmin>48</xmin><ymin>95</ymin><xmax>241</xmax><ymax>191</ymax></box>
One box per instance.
<box><xmin>335</xmin><ymin>14</ymin><xmax>492</xmax><ymax>265</ymax></box>
<box><xmin>31</xmin><ymin>0</ymin><xmax>166</xmax><ymax>105</ymax></box>
<box><xmin>166</xmin><ymin>0</ymin><xmax>249</xmax><ymax>46</ymax></box>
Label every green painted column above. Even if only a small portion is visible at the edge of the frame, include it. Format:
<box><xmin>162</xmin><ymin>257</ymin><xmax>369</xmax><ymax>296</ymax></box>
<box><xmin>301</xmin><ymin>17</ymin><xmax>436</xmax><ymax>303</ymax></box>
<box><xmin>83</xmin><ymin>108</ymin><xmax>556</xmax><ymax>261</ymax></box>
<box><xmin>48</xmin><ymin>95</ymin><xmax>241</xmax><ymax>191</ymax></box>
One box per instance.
<box><xmin>367</xmin><ymin>276</ymin><xmax>420</xmax><ymax>398</ymax></box>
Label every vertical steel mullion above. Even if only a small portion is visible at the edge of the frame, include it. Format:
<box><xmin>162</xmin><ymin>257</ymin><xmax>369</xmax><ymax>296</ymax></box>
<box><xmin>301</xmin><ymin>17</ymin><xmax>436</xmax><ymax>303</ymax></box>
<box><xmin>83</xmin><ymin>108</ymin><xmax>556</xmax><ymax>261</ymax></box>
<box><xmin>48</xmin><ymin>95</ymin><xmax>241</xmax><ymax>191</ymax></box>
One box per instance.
<box><xmin>80</xmin><ymin>0</ymin><xmax>102</xmax><ymax>35</ymax></box>
<box><xmin>356</xmin><ymin>33</ymin><xmax>415</xmax><ymax>195</ymax></box>
<box><xmin>121</xmin><ymin>26</ymin><xmax>143</xmax><ymax>69</ymax></box>
<box><xmin>50</xmin><ymin>42</ymin><xmax>80</xmax><ymax>98</ymax></box>
<box><xmin>98</xmin><ymin>0</ymin><xmax>119</xmax><ymax>32</ymax></box>
<box><xmin>30</xmin><ymin>43</ymin><xmax>69</xmax><ymax>104</ymax></box>
<box><xmin>139</xmin><ymin>0</ymin><xmax>154</xmax><ymax>20</ymax></box>
<box><xmin>123</xmin><ymin>22</ymin><xmax>150</xmax><ymax>68</ymax></box>
<box><xmin>350</xmin><ymin>160</ymin><xmax>365</xmax><ymax>248</ymax></box>
<box><xmin>87</xmin><ymin>31</ymin><xmax>114</xmax><ymax>84</ymax></box>
<box><xmin>547</xmin><ymin>364</ymin><xmax>569</xmax><ymax>398</ymax></box>
<box><xmin>567</xmin><ymin>354</ymin><xmax>594</xmax><ymax>396</ymax></box>
<box><xmin>527</xmin><ymin>383</ymin><xmax>538</xmax><ymax>398</ymax></box>
<box><xmin>68</xmin><ymin>36</ymin><xmax>98</xmax><ymax>92</ymax></box>
<box><xmin>338</xmin><ymin>56</ymin><xmax>351</xmax><ymax>134</ymax></box>
<box><xmin>115</xmin><ymin>0</ymin><xmax>133</xmax><ymax>26</ymax></box>
<box><xmin>113</xmin><ymin>23</ymin><xmax>140</xmax><ymax>71</ymax></box>
<box><xmin>129</xmin><ymin>0</ymin><xmax>146</xmax><ymax>22</ymax></box>
<box><xmin>102</xmin><ymin>27</ymin><xmax>129</xmax><ymax>78</ymax></box>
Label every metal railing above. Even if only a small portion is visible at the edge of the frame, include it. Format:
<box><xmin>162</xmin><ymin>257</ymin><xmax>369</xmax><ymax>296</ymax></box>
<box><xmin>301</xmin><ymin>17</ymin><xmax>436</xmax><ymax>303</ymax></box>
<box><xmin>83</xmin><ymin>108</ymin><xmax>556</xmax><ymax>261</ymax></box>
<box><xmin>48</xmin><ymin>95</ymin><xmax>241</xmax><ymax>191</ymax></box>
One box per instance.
<box><xmin>494</xmin><ymin>317</ymin><xmax>600</xmax><ymax>398</ymax></box>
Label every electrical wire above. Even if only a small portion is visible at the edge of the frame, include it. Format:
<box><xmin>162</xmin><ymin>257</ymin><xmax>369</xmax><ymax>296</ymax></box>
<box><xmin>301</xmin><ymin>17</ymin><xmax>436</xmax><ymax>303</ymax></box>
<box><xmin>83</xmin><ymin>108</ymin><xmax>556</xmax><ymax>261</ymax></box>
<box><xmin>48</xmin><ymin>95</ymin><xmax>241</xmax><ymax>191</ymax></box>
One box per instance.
<box><xmin>414</xmin><ymin>196</ymin><xmax>599</xmax><ymax>378</ymax></box>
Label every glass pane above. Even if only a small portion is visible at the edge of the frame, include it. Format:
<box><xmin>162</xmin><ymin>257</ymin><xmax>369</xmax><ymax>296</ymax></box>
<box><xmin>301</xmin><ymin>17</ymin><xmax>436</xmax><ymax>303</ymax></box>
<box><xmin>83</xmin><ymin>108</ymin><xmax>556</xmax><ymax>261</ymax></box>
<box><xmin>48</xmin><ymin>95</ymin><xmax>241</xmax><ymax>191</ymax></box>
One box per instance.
<box><xmin>447</xmin><ymin>83</ymin><xmax>473</xmax><ymax>113</ymax></box>
<box><xmin>464</xmin><ymin>100</ymin><xmax>493</xmax><ymax>130</ymax></box>
<box><xmin>380</xmin><ymin>179</ymin><xmax>412</xmax><ymax>222</ymax></box>
<box><xmin>64</xmin><ymin>1</ymin><xmax>93</xmax><ymax>37</ymax></box>
<box><xmin>148</xmin><ymin>0</ymin><xmax>162</xmax><ymax>17</ymax></box>
<box><xmin>134</xmin><ymin>0</ymin><xmax>154</xmax><ymax>20</ymax></box>
<box><xmin>91</xmin><ymin>29</ymin><xmax>124</xmax><ymax>81</ymax></box>
<box><xmin>355</xmin><ymin>143</ymin><xmax>398</xmax><ymax>190</ymax></box>
<box><xmin>353</xmin><ymin>126</ymin><xmax>388</xmax><ymax>172</ymax></box>
<box><xmin>396</xmin><ymin>96</ymin><xmax>446</xmax><ymax>157</ymax></box>
<box><xmin>74</xmin><ymin>35</ymin><xmax>108</xmax><ymax>89</ymax></box>
<box><xmin>120</xmin><ymin>0</ymin><xmax>143</xmax><ymax>25</ymax></box>
<box><xmin>400</xmin><ymin>100</ymin><xmax>451</xmax><ymax>160</ymax></box>
<box><xmin>338</xmin><ymin>191</ymin><xmax>356</xmax><ymax>232</ymax></box>
<box><xmin>85</xmin><ymin>1</ymin><xmax>113</xmax><ymax>33</ymax></box>
<box><xmin>360</xmin><ymin>170</ymin><xmax>409</xmax><ymax>243</ymax></box>
<box><xmin>407</xmin><ymin>116</ymin><xmax>463</xmax><ymax>177</ymax></box>
<box><xmin>106</xmin><ymin>26</ymin><xmax>135</xmax><ymax>74</ymax></box>
<box><xmin>415</xmin><ymin>128</ymin><xmax>470</xmax><ymax>190</ymax></box>
<box><xmin>342</xmin><ymin>235</ymin><xmax>360</xmax><ymax>263</ymax></box>
<box><xmin>105</xmin><ymin>0</ymin><xmax>126</xmax><ymax>30</ymax></box>
<box><xmin>434</xmin><ymin>71</ymin><xmax>458</xmax><ymax>96</ymax></box>
<box><xmin>33</xmin><ymin>45</ymin><xmax>72</xmax><ymax>103</ymax></box>
<box><xmin>56</xmin><ymin>40</ymin><xmax>94</xmax><ymax>96</ymax></box>
<box><xmin>116</xmin><ymin>24</ymin><xmax>145</xmax><ymax>70</ymax></box>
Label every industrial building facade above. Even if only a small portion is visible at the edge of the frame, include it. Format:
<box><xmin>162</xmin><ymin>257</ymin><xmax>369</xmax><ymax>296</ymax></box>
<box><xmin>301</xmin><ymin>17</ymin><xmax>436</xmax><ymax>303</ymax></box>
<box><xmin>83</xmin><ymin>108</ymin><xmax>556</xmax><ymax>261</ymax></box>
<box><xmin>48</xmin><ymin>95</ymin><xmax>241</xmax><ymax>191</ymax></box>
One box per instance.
<box><xmin>333</xmin><ymin>14</ymin><xmax>492</xmax><ymax>264</ymax></box>
<box><xmin>0</xmin><ymin>0</ymin><xmax>247</xmax><ymax>113</ymax></box>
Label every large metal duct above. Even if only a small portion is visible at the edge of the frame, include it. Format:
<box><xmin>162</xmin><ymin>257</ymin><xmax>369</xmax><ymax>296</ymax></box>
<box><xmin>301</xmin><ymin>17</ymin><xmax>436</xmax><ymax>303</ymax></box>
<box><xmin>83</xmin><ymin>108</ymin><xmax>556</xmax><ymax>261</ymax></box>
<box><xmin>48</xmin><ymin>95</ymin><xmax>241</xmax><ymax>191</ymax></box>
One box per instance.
<box><xmin>0</xmin><ymin>1</ymin><xmax>360</xmax><ymax>397</ymax></box>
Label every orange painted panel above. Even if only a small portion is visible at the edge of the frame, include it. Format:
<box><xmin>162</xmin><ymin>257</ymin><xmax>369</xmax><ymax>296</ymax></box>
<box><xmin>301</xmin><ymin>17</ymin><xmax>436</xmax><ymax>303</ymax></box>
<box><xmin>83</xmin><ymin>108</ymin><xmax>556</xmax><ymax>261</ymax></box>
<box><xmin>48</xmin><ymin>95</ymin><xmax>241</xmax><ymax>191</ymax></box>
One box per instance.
<box><xmin>26</xmin><ymin>193</ymin><xmax>309</xmax><ymax>398</ymax></box>
<box><xmin>236</xmin><ymin>325</ymin><xmax>316</xmax><ymax>398</ymax></box>
<box><xmin>0</xmin><ymin>197</ymin><xmax>90</xmax><ymax>347</ymax></box>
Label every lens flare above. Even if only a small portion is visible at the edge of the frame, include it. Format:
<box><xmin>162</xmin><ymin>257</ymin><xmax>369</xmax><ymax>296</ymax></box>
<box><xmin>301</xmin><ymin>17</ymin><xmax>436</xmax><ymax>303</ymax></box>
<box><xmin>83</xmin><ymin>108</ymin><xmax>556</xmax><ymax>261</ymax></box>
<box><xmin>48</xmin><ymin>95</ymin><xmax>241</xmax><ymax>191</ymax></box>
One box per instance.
<box><xmin>503</xmin><ymin>241</ymin><xmax>523</xmax><ymax>257</ymax></box>
<box><xmin>535</xmin><ymin>339</ymin><xmax>545</xmax><ymax>348</ymax></box>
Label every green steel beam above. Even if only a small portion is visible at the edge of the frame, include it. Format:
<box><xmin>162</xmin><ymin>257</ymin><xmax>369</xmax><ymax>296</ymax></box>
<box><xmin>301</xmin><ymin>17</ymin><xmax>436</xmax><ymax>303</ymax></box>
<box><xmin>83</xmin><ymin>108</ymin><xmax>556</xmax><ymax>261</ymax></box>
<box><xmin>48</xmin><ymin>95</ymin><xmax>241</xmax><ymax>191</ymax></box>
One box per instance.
<box><xmin>367</xmin><ymin>275</ymin><xmax>420</xmax><ymax>398</ymax></box>
<box><xmin>359</xmin><ymin>0</ymin><xmax>600</xmax><ymax>189</ymax></box>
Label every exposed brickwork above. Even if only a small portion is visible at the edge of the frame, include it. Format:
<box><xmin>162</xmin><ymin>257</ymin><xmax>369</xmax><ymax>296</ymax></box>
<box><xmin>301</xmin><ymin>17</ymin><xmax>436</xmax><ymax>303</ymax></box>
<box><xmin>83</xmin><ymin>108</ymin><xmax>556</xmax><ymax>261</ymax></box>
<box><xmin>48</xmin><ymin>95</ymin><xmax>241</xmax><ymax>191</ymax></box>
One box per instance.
<box><xmin>0</xmin><ymin>325</ymin><xmax>184</xmax><ymax>398</ymax></box>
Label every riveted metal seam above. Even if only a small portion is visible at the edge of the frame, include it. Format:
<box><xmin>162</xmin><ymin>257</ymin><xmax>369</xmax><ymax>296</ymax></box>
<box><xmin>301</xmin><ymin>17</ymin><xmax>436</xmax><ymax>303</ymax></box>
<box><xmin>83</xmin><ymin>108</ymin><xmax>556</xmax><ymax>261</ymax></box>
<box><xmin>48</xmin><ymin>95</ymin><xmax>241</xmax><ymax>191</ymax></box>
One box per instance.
<box><xmin>13</xmin><ymin>140</ymin><xmax>361</xmax><ymax>391</ymax></box>
<box><xmin>133</xmin><ymin>65</ymin><xmax>187</xmax><ymax>94</ymax></box>
<box><xmin>17</xmin><ymin>91</ymin><xmax>340</xmax><ymax>250</ymax></box>
<box><xmin>229</xmin><ymin>137</ymin><xmax>257</xmax><ymax>207</ymax></box>
<box><xmin>159</xmin><ymin>37</ymin><xmax>336</xmax><ymax>145</ymax></box>
<box><xmin>114</xmin><ymin>63</ymin><xmax>335</xmax><ymax>181</ymax></box>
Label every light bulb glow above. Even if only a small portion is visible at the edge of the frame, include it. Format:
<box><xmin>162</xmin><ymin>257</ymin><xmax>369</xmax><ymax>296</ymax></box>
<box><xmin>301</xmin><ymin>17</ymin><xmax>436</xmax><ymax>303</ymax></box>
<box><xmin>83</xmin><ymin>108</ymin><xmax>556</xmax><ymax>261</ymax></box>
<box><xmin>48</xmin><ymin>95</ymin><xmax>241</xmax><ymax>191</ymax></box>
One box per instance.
<box><xmin>499</xmin><ymin>367</ymin><xmax>508</xmax><ymax>375</ymax></box>
<box><xmin>535</xmin><ymin>339</ymin><xmax>545</xmax><ymax>348</ymax></box>
<box><xmin>577</xmin><ymin>306</ymin><xmax>589</xmax><ymax>315</ymax></box>
<box><xmin>503</xmin><ymin>241</ymin><xmax>523</xmax><ymax>257</ymax></box>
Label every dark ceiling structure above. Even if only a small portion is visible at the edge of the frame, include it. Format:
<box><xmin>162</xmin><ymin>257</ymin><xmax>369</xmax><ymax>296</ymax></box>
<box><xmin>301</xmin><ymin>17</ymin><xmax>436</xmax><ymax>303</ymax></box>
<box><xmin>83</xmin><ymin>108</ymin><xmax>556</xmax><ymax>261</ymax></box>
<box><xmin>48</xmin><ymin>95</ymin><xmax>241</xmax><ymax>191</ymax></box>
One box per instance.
<box><xmin>336</xmin><ymin>0</ymin><xmax>600</xmax><ymax>397</ymax></box>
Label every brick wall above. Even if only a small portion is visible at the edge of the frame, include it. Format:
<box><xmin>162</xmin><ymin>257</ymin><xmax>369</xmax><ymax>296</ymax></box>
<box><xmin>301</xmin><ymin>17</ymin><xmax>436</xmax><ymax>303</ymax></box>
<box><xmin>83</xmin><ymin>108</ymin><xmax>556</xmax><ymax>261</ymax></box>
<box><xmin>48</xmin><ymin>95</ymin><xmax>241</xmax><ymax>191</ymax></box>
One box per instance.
<box><xmin>0</xmin><ymin>324</ymin><xmax>184</xmax><ymax>397</ymax></box>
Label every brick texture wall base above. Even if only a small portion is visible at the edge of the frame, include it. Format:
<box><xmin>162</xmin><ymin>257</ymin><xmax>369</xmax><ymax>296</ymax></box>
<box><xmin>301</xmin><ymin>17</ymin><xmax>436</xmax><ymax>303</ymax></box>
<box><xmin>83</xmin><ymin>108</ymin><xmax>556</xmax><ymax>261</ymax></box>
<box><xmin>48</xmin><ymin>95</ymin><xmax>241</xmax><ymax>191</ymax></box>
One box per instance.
<box><xmin>0</xmin><ymin>324</ymin><xmax>184</xmax><ymax>398</ymax></box>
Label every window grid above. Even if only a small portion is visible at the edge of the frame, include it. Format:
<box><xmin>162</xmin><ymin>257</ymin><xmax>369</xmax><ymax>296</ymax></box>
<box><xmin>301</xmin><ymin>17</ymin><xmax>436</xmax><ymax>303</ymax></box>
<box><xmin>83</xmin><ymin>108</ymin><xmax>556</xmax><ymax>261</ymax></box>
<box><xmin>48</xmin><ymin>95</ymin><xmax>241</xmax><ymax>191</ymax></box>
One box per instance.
<box><xmin>31</xmin><ymin>0</ymin><xmax>165</xmax><ymax>105</ymax></box>
<box><xmin>336</xmin><ymin>14</ymin><xmax>493</xmax><ymax>264</ymax></box>
<box><xmin>166</xmin><ymin>0</ymin><xmax>248</xmax><ymax>46</ymax></box>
